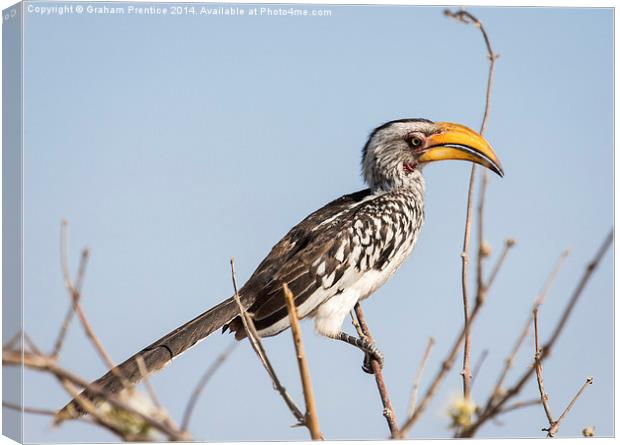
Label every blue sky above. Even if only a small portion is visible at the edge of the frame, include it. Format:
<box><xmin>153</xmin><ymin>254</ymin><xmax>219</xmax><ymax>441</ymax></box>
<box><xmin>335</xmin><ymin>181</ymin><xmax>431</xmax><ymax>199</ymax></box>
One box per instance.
<box><xmin>13</xmin><ymin>3</ymin><xmax>614</xmax><ymax>441</ymax></box>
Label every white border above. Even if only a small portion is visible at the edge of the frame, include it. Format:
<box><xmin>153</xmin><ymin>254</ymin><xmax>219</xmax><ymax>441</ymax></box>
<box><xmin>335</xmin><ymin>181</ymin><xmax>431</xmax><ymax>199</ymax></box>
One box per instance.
<box><xmin>0</xmin><ymin>2</ymin><xmax>615</xmax><ymax>445</ymax></box>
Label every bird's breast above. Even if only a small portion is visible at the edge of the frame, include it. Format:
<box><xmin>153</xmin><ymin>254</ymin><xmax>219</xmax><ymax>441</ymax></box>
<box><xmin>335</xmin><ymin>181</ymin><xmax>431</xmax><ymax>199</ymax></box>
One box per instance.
<box><xmin>350</xmin><ymin>193</ymin><xmax>424</xmax><ymax>299</ymax></box>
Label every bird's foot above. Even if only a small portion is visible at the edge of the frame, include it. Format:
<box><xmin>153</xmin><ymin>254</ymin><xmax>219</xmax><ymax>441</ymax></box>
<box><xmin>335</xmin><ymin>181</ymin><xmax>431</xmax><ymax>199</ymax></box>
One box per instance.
<box><xmin>336</xmin><ymin>332</ymin><xmax>384</xmax><ymax>374</ymax></box>
<box><xmin>362</xmin><ymin>345</ymin><xmax>384</xmax><ymax>374</ymax></box>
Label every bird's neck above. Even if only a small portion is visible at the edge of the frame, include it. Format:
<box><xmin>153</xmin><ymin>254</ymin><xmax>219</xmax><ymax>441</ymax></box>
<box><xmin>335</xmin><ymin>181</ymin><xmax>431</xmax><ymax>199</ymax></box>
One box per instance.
<box><xmin>370</xmin><ymin>170</ymin><xmax>426</xmax><ymax>202</ymax></box>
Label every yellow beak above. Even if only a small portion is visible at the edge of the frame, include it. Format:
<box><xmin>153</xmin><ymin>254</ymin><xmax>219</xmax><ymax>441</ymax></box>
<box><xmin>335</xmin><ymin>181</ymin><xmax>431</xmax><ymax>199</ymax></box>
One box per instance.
<box><xmin>418</xmin><ymin>122</ymin><xmax>504</xmax><ymax>177</ymax></box>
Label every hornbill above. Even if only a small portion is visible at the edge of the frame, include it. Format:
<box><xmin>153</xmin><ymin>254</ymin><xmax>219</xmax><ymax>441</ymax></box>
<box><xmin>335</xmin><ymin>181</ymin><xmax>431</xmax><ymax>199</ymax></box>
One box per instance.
<box><xmin>58</xmin><ymin>118</ymin><xmax>503</xmax><ymax>419</ymax></box>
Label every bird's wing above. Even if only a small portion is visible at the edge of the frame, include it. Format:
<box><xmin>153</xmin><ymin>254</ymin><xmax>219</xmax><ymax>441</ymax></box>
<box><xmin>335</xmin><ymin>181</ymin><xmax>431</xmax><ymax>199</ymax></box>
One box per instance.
<box><xmin>231</xmin><ymin>189</ymin><xmax>373</xmax><ymax>334</ymax></box>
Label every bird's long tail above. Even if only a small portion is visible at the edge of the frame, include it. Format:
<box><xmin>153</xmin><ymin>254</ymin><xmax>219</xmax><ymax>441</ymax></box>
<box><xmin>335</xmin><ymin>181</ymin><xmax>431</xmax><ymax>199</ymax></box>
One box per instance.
<box><xmin>56</xmin><ymin>297</ymin><xmax>239</xmax><ymax>421</ymax></box>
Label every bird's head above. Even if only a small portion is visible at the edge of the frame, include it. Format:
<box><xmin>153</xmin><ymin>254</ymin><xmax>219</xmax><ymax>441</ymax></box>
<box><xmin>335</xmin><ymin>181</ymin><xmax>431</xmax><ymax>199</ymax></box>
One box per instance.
<box><xmin>362</xmin><ymin>119</ymin><xmax>503</xmax><ymax>191</ymax></box>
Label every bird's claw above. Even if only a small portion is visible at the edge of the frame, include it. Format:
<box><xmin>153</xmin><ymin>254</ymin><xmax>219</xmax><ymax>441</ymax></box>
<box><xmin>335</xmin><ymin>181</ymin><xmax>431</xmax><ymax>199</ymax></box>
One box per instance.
<box><xmin>362</xmin><ymin>345</ymin><xmax>384</xmax><ymax>374</ymax></box>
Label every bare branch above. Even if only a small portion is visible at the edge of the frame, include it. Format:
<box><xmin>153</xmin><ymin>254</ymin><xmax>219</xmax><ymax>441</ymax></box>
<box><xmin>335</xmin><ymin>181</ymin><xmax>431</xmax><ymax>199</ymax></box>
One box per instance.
<box><xmin>407</xmin><ymin>337</ymin><xmax>435</xmax><ymax>417</ymax></box>
<box><xmin>353</xmin><ymin>304</ymin><xmax>399</xmax><ymax>437</ymax></box>
<box><xmin>52</xmin><ymin>221</ymin><xmax>80</xmax><ymax>358</ymax></box>
<box><xmin>444</xmin><ymin>7</ymin><xmax>499</xmax><ymax>410</ymax></box>
<box><xmin>283</xmin><ymin>284</ymin><xmax>322</xmax><ymax>440</ymax></box>
<box><xmin>459</xmin><ymin>164</ymin><xmax>475</xmax><ymax>403</ymax></box>
<box><xmin>534</xmin><ymin>311</ymin><xmax>594</xmax><ymax>437</ymax></box>
<box><xmin>471</xmin><ymin>348</ymin><xmax>489</xmax><ymax>388</ymax></box>
<box><xmin>350</xmin><ymin>309</ymin><xmax>364</xmax><ymax>338</ymax></box>
<box><xmin>498</xmin><ymin>399</ymin><xmax>541</xmax><ymax>416</ymax></box>
<box><xmin>134</xmin><ymin>358</ymin><xmax>186</xmax><ymax>439</ymax></box>
<box><xmin>398</xmin><ymin>297</ymin><xmax>485</xmax><ymax>437</ymax></box>
<box><xmin>181</xmin><ymin>341</ymin><xmax>237</xmax><ymax>432</ymax></box>
<box><xmin>485</xmin><ymin>238</ymin><xmax>516</xmax><ymax>291</ymax></box>
<box><xmin>533</xmin><ymin>309</ymin><xmax>554</xmax><ymax>425</ymax></box>
<box><xmin>3</xmin><ymin>401</ymin><xmax>59</xmax><ymax>417</ymax></box>
<box><xmin>548</xmin><ymin>377</ymin><xmax>593</xmax><ymax>437</ymax></box>
<box><xmin>230</xmin><ymin>258</ymin><xmax>306</xmax><ymax>426</ymax></box>
<box><xmin>3</xmin><ymin>349</ymin><xmax>188</xmax><ymax>440</ymax></box>
<box><xmin>3</xmin><ymin>330</ymin><xmax>22</xmax><ymax>351</ymax></box>
<box><xmin>23</xmin><ymin>332</ymin><xmax>43</xmax><ymax>356</ymax></box>
<box><xmin>489</xmin><ymin>249</ymin><xmax>569</xmax><ymax>406</ymax></box>
<box><xmin>460</xmin><ymin>230</ymin><xmax>612</xmax><ymax>437</ymax></box>
<box><xmin>476</xmin><ymin>170</ymin><xmax>489</xmax><ymax>303</ymax></box>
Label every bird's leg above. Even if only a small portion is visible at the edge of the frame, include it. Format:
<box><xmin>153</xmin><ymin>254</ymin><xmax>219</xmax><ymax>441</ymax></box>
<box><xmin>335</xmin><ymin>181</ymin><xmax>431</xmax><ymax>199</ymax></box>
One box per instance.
<box><xmin>336</xmin><ymin>331</ymin><xmax>384</xmax><ymax>374</ymax></box>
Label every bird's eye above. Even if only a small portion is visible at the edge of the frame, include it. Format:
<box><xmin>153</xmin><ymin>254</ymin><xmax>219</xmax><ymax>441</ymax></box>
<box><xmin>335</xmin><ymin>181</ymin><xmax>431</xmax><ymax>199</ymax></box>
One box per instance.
<box><xmin>408</xmin><ymin>136</ymin><xmax>423</xmax><ymax>148</ymax></box>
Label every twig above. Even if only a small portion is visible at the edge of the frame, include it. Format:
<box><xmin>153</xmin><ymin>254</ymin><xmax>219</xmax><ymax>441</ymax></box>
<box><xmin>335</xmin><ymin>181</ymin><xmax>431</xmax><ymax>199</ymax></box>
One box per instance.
<box><xmin>485</xmin><ymin>239</ymin><xmax>516</xmax><ymax>290</ymax></box>
<box><xmin>3</xmin><ymin>330</ymin><xmax>22</xmax><ymax>351</ymax></box>
<box><xmin>407</xmin><ymin>337</ymin><xmax>435</xmax><ymax>417</ymax></box>
<box><xmin>229</xmin><ymin>258</ymin><xmax>306</xmax><ymax>426</ymax></box>
<box><xmin>60</xmin><ymin>220</ymin><xmax>72</xmax><ymax>288</ymax></box>
<box><xmin>459</xmin><ymin>164</ymin><xmax>475</xmax><ymax>403</ymax></box>
<box><xmin>397</xmin><ymin>248</ymin><xmax>511</xmax><ymax>439</ymax></box>
<box><xmin>533</xmin><ymin>309</ymin><xmax>554</xmax><ymax>425</ymax></box>
<box><xmin>52</xmin><ymin>222</ymin><xmax>78</xmax><ymax>357</ymax></box>
<box><xmin>547</xmin><ymin>377</ymin><xmax>593</xmax><ymax>437</ymax></box>
<box><xmin>498</xmin><ymin>399</ymin><xmax>541</xmax><ymax>416</ymax></box>
<box><xmin>534</xmin><ymin>308</ymin><xmax>594</xmax><ymax>438</ymax></box>
<box><xmin>3</xmin><ymin>349</ymin><xmax>188</xmax><ymax>441</ymax></box>
<box><xmin>353</xmin><ymin>304</ymin><xmax>399</xmax><ymax>437</ymax></box>
<box><xmin>57</xmin><ymin>223</ymin><xmax>115</xmax><ymax>371</ymax></box>
<box><xmin>52</xmin><ymin>221</ymin><xmax>84</xmax><ymax>358</ymax></box>
<box><xmin>68</xmin><ymin>253</ymin><xmax>117</xmax><ymax>371</ymax></box>
<box><xmin>476</xmin><ymin>171</ymin><xmax>489</xmax><ymax>303</ymax></box>
<box><xmin>181</xmin><ymin>341</ymin><xmax>237</xmax><ymax>432</ymax></box>
<box><xmin>350</xmin><ymin>310</ymin><xmax>364</xmax><ymax>338</ymax></box>
<box><xmin>444</xmin><ymin>7</ymin><xmax>499</xmax><ymax>408</ymax></box>
<box><xmin>397</xmin><ymin>300</ymin><xmax>483</xmax><ymax>437</ymax></box>
<box><xmin>57</xmin><ymin>378</ymin><xmax>134</xmax><ymax>441</ymax></box>
<box><xmin>23</xmin><ymin>332</ymin><xmax>43</xmax><ymax>356</ymax></box>
<box><xmin>460</xmin><ymin>230</ymin><xmax>612</xmax><ymax>437</ymax></box>
<box><xmin>3</xmin><ymin>401</ymin><xmax>60</xmax><ymax>417</ymax></box>
<box><xmin>470</xmin><ymin>349</ymin><xmax>489</xmax><ymax>388</ymax></box>
<box><xmin>136</xmin><ymin>356</ymin><xmax>178</xmax><ymax>429</ymax></box>
<box><xmin>57</xmin><ymin>225</ymin><xmax>131</xmax><ymax>388</ymax></box>
<box><xmin>489</xmin><ymin>249</ymin><xmax>569</xmax><ymax>406</ymax></box>
<box><xmin>283</xmin><ymin>284</ymin><xmax>322</xmax><ymax>440</ymax></box>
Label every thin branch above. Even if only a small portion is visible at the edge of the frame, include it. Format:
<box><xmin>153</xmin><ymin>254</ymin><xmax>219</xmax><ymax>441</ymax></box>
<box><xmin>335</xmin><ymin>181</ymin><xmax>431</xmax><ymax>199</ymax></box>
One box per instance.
<box><xmin>68</xmin><ymin>256</ymin><xmax>117</xmax><ymax>371</ymax></box>
<box><xmin>533</xmin><ymin>309</ymin><xmax>554</xmax><ymax>425</ymax></box>
<box><xmin>60</xmin><ymin>220</ymin><xmax>72</xmax><ymax>289</ymax></box>
<box><xmin>52</xmin><ymin>221</ymin><xmax>81</xmax><ymax>358</ymax></box>
<box><xmin>535</xmin><ymin>308</ymin><xmax>594</xmax><ymax>438</ymax></box>
<box><xmin>489</xmin><ymin>249</ymin><xmax>569</xmax><ymax>406</ymax></box>
<box><xmin>459</xmin><ymin>164</ymin><xmax>475</xmax><ymax>403</ymax></box>
<box><xmin>3</xmin><ymin>401</ymin><xmax>59</xmax><ymax>417</ymax></box>
<box><xmin>51</xmin><ymin>306</ymin><xmax>77</xmax><ymax>359</ymax></box>
<box><xmin>57</xmin><ymin>378</ymin><xmax>133</xmax><ymax>441</ymax></box>
<box><xmin>476</xmin><ymin>171</ymin><xmax>489</xmax><ymax>304</ymax></box>
<box><xmin>283</xmin><ymin>284</ymin><xmax>322</xmax><ymax>440</ymax></box>
<box><xmin>397</xmin><ymin>236</ymin><xmax>514</xmax><ymax>437</ymax></box>
<box><xmin>350</xmin><ymin>309</ymin><xmax>364</xmax><ymax>338</ymax></box>
<box><xmin>397</xmin><ymin>266</ymin><xmax>510</xmax><ymax>439</ymax></box>
<box><xmin>135</xmin><ymin>355</ymin><xmax>167</xmax><ymax>422</ymax></box>
<box><xmin>57</xmin><ymin>222</ymin><xmax>133</xmax><ymax>392</ymax></box>
<box><xmin>485</xmin><ymin>238</ymin><xmax>516</xmax><ymax>290</ymax></box>
<box><xmin>407</xmin><ymin>337</ymin><xmax>435</xmax><ymax>417</ymax></box>
<box><xmin>460</xmin><ymin>230</ymin><xmax>612</xmax><ymax>437</ymax></box>
<box><xmin>547</xmin><ymin>377</ymin><xmax>593</xmax><ymax>437</ymax></box>
<box><xmin>181</xmin><ymin>341</ymin><xmax>237</xmax><ymax>433</ymax></box>
<box><xmin>23</xmin><ymin>332</ymin><xmax>43</xmax><ymax>356</ymax></box>
<box><xmin>229</xmin><ymin>258</ymin><xmax>306</xmax><ymax>426</ymax></box>
<box><xmin>3</xmin><ymin>349</ymin><xmax>188</xmax><ymax>441</ymax></box>
<box><xmin>444</xmin><ymin>7</ymin><xmax>499</xmax><ymax>409</ymax></box>
<box><xmin>353</xmin><ymin>304</ymin><xmax>399</xmax><ymax>437</ymax></box>
<box><xmin>498</xmin><ymin>399</ymin><xmax>541</xmax><ymax>416</ymax></box>
<box><xmin>3</xmin><ymin>330</ymin><xmax>22</xmax><ymax>351</ymax></box>
<box><xmin>471</xmin><ymin>348</ymin><xmax>489</xmax><ymax>388</ymax></box>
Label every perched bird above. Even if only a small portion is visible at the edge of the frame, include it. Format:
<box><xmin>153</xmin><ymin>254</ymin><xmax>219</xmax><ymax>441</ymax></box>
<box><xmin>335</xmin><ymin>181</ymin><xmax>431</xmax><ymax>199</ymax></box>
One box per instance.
<box><xmin>58</xmin><ymin>118</ymin><xmax>503</xmax><ymax>419</ymax></box>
